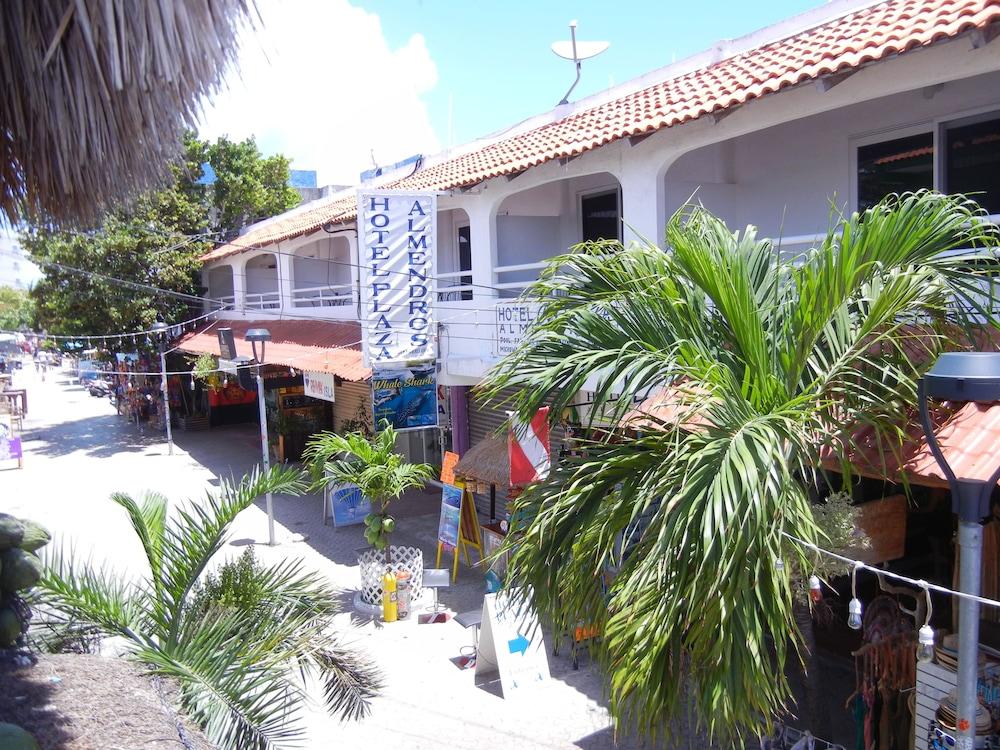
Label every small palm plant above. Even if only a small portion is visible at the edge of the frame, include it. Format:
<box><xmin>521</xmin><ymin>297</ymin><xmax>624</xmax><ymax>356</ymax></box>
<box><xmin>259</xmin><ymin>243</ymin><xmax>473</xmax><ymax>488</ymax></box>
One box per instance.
<box><xmin>37</xmin><ymin>466</ymin><xmax>380</xmax><ymax>750</ymax></box>
<box><xmin>305</xmin><ymin>422</ymin><xmax>433</xmax><ymax>564</ymax></box>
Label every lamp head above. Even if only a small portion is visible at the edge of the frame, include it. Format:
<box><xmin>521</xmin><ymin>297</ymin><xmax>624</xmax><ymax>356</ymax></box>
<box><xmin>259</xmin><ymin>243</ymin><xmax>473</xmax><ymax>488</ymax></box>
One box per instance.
<box><xmin>923</xmin><ymin>352</ymin><xmax>1000</xmax><ymax>402</ymax></box>
<box><xmin>245</xmin><ymin>328</ymin><xmax>271</xmax><ymax>364</ymax></box>
<box><xmin>245</xmin><ymin>328</ymin><xmax>271</xmax><ymax>344</ymax></box>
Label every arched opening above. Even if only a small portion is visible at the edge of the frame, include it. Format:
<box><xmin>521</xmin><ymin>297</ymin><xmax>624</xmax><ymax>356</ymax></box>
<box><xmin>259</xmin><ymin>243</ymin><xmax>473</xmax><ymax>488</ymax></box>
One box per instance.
<box><xmin>437</xmin><ymin>208</ymin><xmax>472</xmax><ymax>301</ymax></box>
<box><xmin>291</xmin><ymin>236</ymin><xmax>353</xmax><ymax>307</ymax></box>
<box><xmin>206</xmin><ymin>265</ymin><xmax>234</xmax><ymax>307</ymax></box>
<box><xmin>495</xmin><ymin>171</ymin><xmax>622</xmax><ymax>297</ymax></box>
<box><xmin>244</xmin><ymin>253</ymin><xmax>279</xmax><ymax>310</ymax></box>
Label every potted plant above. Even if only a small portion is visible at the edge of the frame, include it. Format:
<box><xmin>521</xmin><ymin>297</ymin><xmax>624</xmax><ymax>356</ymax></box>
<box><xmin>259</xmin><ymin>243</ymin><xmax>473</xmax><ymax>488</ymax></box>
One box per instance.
<box><xmin>304</xmin><ymin>422</ymin><xmax>433</xmax><ymax>606</ymax></box>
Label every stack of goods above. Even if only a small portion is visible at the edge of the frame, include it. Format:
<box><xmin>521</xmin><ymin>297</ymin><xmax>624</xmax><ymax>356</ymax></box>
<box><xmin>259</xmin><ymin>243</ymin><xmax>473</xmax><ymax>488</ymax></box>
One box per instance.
<box><xmin>0</xmin><ymin>512</ymin><xmax>50</xmax><ymax>647</ymax></box>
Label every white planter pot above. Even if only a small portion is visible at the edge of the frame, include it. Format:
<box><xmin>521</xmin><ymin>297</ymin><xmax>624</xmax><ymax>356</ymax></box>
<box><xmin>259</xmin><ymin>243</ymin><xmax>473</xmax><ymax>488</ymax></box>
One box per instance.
<box><xmin>357</xmin><ymin>545</ymin><xmax>424</xmax><ymax>606</ymax></box>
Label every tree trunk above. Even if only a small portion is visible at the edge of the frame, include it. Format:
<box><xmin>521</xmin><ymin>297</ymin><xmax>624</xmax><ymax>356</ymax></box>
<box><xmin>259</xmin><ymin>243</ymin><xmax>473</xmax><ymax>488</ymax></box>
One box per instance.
<box><xmin>793</xmin><ymin>597</ymin><xmax>831</xmax><ymax>739</ymax></box>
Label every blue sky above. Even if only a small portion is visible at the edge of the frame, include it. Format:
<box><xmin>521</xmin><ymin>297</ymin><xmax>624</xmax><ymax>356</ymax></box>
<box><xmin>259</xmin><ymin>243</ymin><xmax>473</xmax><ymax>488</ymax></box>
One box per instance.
<box><xmin>361</xmin><ymin>0</ymin><xmax>820</xmax><ymax>146</ymax></box>
<box><xmin>199</xmin><ymin>0</ymin><xmax>821</xmax><ymax>186</ymax></box>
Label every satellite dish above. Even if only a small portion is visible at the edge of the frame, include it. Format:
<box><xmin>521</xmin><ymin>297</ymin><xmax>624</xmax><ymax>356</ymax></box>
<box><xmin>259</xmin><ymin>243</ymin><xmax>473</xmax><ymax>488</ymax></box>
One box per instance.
<box><xmin>551</xmin><ymin>21</ymin><xmax>610</xmax><ymax>105</ymax></box>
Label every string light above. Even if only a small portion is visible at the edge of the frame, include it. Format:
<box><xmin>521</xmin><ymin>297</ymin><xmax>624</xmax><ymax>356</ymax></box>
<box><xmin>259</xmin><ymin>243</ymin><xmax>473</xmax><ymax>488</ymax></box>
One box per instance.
<box><xmin>847</xmin><ymin>562</ymin><xmax>863</xmax><ymax>630</ymax></box>
<box><xmin>917</xmin><ymin>582</ymin><xmax>935</xmax><ymax>663</ymax></box>
<box><xmin>808</xmin><ymin>574</ymin><xmax>822</xmax><ymax>603</ymax></box>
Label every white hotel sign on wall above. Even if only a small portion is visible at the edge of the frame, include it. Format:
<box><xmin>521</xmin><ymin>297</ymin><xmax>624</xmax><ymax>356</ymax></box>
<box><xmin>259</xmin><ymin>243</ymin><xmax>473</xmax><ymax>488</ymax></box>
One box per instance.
<box><xmin>358</xmin><ymin>191</ymin><xmax>437</xmax><ymax>367</ymax></box>
<box><xmin>494</xmin><ymin>302</ymin><xmax>541</xmax><ymax>358</ymax></box>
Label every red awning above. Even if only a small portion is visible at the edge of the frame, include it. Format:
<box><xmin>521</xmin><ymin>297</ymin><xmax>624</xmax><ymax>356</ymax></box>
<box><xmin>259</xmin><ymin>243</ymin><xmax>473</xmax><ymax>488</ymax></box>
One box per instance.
<box><xmin>176</xmin><ymin>320</ymin><xmax>370</xmax><ymax>382</ymax></box>
<box><xmin>626</xmin><ymin>387</ymin><xmax>1000</xmax><ymax>489</ymax></box>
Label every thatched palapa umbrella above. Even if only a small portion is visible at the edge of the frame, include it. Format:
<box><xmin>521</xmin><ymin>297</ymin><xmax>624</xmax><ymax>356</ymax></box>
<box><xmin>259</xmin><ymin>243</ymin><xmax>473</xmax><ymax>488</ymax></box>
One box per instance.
<box><xmin>0</xmin><ymin>0</ymin><xmax>254</xmax><ymax>226</ymax></box>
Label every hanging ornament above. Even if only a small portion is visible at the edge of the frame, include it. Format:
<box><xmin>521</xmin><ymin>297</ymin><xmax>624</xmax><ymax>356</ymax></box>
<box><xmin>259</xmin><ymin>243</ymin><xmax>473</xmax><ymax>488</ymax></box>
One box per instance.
<box><xmin>808</xmin><ymin>575</ymin><xmax>823</xmax><ymax>603</ymax></box>
<box><xmin>290</xmin><ymin>367</ymin><xmax>296</xmax><ymax>377</ymax></box>
<box><xmin>847</xmin><ymin>562</ymin><xmax>863</xmax><ymax>630</ymax></box>
<box><xmin>775</xmin><ymin>557</ymin><xmax>785</xmax><ymax>573</ymax></box>
<box><xmin>916</xmin><ymin>582</ymin><xmax>935</xmax><ymax>663</ymax></box>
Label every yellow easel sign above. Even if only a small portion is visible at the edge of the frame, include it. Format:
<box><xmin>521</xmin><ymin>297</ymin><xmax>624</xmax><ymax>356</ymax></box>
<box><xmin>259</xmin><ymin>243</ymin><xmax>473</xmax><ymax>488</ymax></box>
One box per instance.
<box><xmin>435</xmin><ymin>481</ymin><xmax>483</xmax><ymax>582</ymax></box>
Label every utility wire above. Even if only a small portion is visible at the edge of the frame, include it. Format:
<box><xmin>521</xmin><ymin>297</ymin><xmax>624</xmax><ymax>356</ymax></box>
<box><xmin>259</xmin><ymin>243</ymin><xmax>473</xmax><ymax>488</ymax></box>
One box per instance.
<box><xmin>783</xmin><ymin>531</ymin><xmax>1000</xmax><ymax>609</ymax></box>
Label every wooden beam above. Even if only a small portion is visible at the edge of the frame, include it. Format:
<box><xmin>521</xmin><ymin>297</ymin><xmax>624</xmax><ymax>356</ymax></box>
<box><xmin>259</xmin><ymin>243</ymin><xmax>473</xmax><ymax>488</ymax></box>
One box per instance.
<box><xmin>558</xmin><ymin>154</ymin><xmax>581</xmax><ymax>167</ymax></box>
<box><xmin>710</xmin><ymin>106</ymin><xmax>737</xmax><ymax>125</ymax></box>
<box><xmin>815</xmin><ymin>69</ymin><xmax>856</xmax><ymax>93</ymax></box>
<box><xmin>628</xmin><ymin>131</ymin><xmax>653</xmax><ymax>147</ymax></box>
<box><xmin>505</xmin><ymin>169</ymin><xmax>526</xmax><ymax>183</ymax></box>
<box><xmin>971</xmin><ymin>24</ymin><xmax>1000</xmax><ymax>49</ymax></box>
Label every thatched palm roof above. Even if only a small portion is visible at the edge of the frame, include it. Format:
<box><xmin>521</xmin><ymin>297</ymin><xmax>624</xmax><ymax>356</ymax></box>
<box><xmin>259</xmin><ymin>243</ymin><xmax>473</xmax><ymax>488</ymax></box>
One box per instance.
<box><xmin>454</xmin><ymin>435</ymin><xmax>509</xmax><ymax>488</ymax></box>
<box><xmin>0</xmin><ymin>1</ymin><xmax>253</xmax><ymax>226</ymax></box>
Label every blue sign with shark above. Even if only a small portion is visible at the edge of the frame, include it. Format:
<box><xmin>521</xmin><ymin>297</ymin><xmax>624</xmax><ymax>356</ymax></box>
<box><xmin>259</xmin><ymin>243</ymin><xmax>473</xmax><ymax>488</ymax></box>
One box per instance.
<box><xmin>371</xmin><ymin>364</ymin><xmax>438</xmax><ymax>431</ymax></box>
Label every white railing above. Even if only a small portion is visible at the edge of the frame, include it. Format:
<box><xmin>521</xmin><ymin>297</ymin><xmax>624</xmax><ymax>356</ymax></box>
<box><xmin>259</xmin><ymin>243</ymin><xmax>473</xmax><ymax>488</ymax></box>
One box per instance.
<box><xmin>292</xmin><ymin>283</ymin><xmax>353</xmax><ymax>308</ymax></box>
<box><xmin>212</xmin><ymin>294</ymin><xmax>235</xmax><ymax>308</ymax></box>
<box><xmin>244</xmin><ymin>291</ymin><xmax>280</xmax><ymax>311</ymax></box>
<box><xmin>494</xmin><ymin>260</ymin><xmax>547</xmax><ymax>294</ymax></box>
<box><xmin>436</xmin><ymin>270</ymin><xmax>474</xmax><ymax>301</ymax></box>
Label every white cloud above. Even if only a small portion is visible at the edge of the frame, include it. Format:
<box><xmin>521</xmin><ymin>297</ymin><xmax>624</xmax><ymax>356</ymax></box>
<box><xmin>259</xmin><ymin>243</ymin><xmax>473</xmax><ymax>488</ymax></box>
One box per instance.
<box><xmin>198</xmin><ymin>0</ymin><xmax>440</xmax><ymax>187</ymax></box>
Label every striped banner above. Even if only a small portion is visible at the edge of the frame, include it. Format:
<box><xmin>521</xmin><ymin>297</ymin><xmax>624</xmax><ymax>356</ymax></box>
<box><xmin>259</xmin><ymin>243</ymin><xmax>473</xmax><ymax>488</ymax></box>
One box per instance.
<box><xmin>508</xmin><ymin>407</ymin><xmax>550</xmax><ymax>486</ymax></box>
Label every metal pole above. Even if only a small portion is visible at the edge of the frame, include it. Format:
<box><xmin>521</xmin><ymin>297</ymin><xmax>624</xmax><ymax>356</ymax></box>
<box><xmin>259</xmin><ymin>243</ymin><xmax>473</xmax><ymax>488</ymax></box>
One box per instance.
<box><xmin>256</xmin><ymin>369</ymin><xmax>275</xmax><ymax>546</ymax></box>
<box><xmin>158</xmin><ymin>345</ymin><xmax>173</xmax><ymax>456</ymax></box>
<box><xmin>955</xmin><ymin>517</ymin><xmax>983</xmax><ymax>749</ymax></box>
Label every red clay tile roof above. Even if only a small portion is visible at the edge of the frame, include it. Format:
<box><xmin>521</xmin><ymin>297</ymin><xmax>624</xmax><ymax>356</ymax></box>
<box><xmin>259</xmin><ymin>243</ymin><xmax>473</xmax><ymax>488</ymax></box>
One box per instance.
<box><xmin>203</xmin><ymin>0</ymin><xmax>1000</xmax><ymax>263</ymax></box>
<box><xmin>176</xmin><ymin>319</ymin><xmax>370</xmax><ymax>381</ymax></box>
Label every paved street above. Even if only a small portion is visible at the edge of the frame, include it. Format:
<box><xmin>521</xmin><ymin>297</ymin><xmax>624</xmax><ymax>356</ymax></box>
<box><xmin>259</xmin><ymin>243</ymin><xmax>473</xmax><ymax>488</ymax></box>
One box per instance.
<box><xmin>0</xmin><ymin>362</ymin><xmax>648</xmax><ymax>750</ymax></box>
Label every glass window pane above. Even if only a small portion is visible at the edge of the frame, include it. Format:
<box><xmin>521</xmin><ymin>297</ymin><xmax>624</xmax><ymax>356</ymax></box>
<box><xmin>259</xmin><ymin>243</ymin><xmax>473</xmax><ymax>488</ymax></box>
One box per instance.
<box><xmin>857</xmin><ymin>132</ymin><xmax>934</xmax><ymax>211</ymax></box>
<box><xmin>946</xmin><ymin>117</ymin><xmax>1000</xmax><ymax>216</ymax></box>
<box><xmin>581</xmin><ymin>191</ymin><xmax>620</xmax><ymax>242</ymax></box>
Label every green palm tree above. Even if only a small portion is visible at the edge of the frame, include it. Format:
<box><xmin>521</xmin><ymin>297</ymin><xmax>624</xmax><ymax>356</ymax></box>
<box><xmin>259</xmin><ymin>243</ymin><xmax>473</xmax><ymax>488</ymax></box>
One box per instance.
<box><xmin>305</xmin><ymin>422</ymin><xmax>434</xmax><ymax>564</ymax></box>
<box><xmin>482</xmin><ymin>191</ymin><xmax>998</xmax><ymax>742</ymax></box>
<box><xmin>37</xmin><ymin>466</ymin><xmax>380</xmax><ymax>750</ymax></box>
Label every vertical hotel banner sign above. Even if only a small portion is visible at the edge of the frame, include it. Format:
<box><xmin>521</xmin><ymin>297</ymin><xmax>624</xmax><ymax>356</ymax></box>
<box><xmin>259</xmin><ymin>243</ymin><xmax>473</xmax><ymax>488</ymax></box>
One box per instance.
<box><xmin>358</xmin><ymin>191</ymin><xmax>437</xmax><ymax>367</ymax></box>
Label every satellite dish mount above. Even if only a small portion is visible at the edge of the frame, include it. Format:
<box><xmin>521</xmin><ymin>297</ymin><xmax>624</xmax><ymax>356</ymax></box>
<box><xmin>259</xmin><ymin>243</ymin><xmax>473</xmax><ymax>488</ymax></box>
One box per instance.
<box><xmin>551</xmin><ymin>21</ymin><xmax>610</xmax><ymax>106</ymax></box>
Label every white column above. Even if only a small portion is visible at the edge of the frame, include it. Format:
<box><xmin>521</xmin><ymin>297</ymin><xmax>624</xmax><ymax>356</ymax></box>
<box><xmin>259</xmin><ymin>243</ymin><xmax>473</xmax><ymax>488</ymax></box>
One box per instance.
<box><xmin>345</xmin><ymin>230</ymin><xmax>360</xmax><ymax>310</ymax></box>
<box><xmin>465</xmin><ymin>199</ymin><xmax>498</xmax><ymax>304</ymax></box>
<box><xmin>619</xmin><ymin>156</ymin><xmax>673</xmax><ymax>249</ymax></box>
<box><xmin>230</xmin><ymin>261</ymin><xmax>246</xmax><ymax>314</ymax></box>
<box><xmin>276</xmin><ymin>246</ymin><xmax>294</xmax><ymax>311</ymax></box>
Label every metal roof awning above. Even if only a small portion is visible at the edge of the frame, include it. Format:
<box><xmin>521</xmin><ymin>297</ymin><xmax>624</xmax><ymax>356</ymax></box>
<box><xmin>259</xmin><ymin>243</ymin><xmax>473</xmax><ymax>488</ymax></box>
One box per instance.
<box><xmin>175</xmin><ymin>319</ymin><xmax>370</xmax><ymax>382</ymax></box>
<box><xmin>626</xmin><ymin>387</ymin><xmax>1000</xmax><ymax>489</ymax></box>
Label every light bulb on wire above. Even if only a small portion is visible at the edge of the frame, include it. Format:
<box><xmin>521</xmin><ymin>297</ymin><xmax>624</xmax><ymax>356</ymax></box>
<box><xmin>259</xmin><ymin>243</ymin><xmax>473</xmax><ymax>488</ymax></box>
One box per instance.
<box><xmin>916</xmin><ymin>582</ymin><xmax>935</xmax><ymax>663</ymax></box>
<box><xmin>847</xmin><ymin>562</ymin><xmax>863</xmax><ymax>630</ymax></box>
<box><xmin>808</xmin><ymin>575</ymin><xmax>822</xmax><ymax>603</ymax></box>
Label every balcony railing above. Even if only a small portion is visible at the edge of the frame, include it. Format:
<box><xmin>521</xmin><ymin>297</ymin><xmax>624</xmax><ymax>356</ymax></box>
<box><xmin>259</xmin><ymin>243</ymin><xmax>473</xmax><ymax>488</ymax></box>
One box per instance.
<box><xmin>292</xmin><ymin>283</ymin><xmax>353</xmax><ymax>308</ymax></box>
<box><xmin>244</xmin><ymin>291</ymin><xmax>280</xmax><ymax>311</ymax></box>
<box><xmin>436</xmin><ymin>270</ymin><xmax>474</xmax><ymax>301</ymax></box>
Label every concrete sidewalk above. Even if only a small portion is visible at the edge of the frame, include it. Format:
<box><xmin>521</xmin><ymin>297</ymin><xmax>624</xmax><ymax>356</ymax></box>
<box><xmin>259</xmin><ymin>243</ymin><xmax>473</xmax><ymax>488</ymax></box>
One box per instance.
<box><xmin>0</xmin><ymin>363</ymin><xmax>648</xmax><ymax>749</ymax></box>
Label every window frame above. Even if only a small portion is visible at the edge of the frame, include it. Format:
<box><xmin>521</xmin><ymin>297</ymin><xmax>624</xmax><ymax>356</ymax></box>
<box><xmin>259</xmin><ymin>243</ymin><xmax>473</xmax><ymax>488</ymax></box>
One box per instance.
<box><xmin>851</xmin><ymin>105</ymin><xmax>1000</xmax><ymax>218</ymax></box>
<box><xmin>578</xmin><ymin>186</ymin><xmax>623</xmax><ymax>244</ymax></box>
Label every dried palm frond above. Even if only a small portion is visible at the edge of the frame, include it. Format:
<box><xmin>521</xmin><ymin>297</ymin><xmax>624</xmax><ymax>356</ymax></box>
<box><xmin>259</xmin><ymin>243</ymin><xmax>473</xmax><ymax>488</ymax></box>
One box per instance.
<box><xmin>0</xmin><ymin>0</ymin><xmax>255</xmax><ymax>227</ymax></box>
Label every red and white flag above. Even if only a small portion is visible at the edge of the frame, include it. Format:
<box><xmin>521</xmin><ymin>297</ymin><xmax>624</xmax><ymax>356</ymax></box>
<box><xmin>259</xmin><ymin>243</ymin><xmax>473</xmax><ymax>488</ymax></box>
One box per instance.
<box><xmin>508</xmin><ymin>407</ymin><xmax>551</xmax><ymax>486</ymax></box>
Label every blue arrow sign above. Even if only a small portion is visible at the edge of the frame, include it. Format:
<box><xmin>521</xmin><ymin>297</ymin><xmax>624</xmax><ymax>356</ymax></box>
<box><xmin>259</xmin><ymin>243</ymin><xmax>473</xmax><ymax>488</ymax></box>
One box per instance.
<box><xmin>508</xmin><ymin>634</ymin><xmax>529</xmax><ymax>656</ymax></box>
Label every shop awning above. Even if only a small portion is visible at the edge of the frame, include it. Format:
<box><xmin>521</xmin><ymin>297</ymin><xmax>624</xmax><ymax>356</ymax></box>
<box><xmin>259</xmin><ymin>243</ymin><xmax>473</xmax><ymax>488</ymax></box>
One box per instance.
<box><xmin>454</xmin><ymin>435</ymin><xmax>509</xmax><ymax>488</ymax></box>
<box><xmin>175</xmin><ymin>320</ymin><xmax>370</xmax><ymax>382</ymax></box>
<box><xmin>625</xmin><ymin>387</ymin><xmax>1000</xmax><ymax>489</ymax></box>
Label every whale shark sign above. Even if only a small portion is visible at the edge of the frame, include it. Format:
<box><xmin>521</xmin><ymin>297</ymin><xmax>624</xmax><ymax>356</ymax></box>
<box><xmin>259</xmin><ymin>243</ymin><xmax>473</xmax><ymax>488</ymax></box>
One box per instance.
<box><xmin>371</xmin><ymin>364</ymin><xmax>438</xmax><ymax>431</ymax></box>
<box><xmin>475</xmin><ymin>587</ymin><xmax>550</xmax><ymax>698</ymax></box>
<box><xmin>358</xmin><ymin>190</ymin><xmax>437</xmax><ymax>367</ymax></box>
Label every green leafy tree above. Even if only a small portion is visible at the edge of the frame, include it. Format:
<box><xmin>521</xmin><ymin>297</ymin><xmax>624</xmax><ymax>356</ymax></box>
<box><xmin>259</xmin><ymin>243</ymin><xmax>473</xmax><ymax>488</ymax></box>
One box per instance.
<box><xmin>0</xmin><ymin>287</ymin><xmax>34</xmax><ymax>330</ymax></box>
<box><xmin>305</xmin><ymin>423</ymin><xmax>433</xmax><ymax>562</ymax></box>
<box><xmin>483</xmin><ymin>191</ymin><xmax>998</xmax><ymax>741</ymax></box>
<box><xmin>21</xmin><ymin>132</ymin><xmax>299</xmax><ymax>336</ymax></box>
<box><xmin>37</xmin><ymin>466</ymin><xmax>380</xmax><ymax>749</ymax></box>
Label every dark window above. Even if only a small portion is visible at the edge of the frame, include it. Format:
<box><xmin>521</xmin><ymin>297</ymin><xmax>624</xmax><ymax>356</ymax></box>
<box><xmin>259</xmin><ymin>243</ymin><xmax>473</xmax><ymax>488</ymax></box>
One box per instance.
<box><xmin>945</xmin><ymin>117</ymin><xmax>1000</xmax><ymax>215</ymax></box>
<box><xmin>857</xmin><ymin>132</ymin><xmax>934</xmax><ymax>211</ymax></box>
<box><xmin>457</xmin><ymin>225</ymin><xmax>472</xmax><ymax>301</ymax></box>
<box><xmin>581</xmin><ymin>190</ymin><xmax>621</xmax><ymax>242</ymax></box>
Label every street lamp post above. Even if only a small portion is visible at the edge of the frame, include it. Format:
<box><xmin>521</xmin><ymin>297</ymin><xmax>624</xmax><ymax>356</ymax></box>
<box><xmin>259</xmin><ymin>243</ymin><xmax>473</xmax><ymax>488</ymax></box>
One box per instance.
<box><xmin>918</xmin><ymin>352</ymin><xmax>1000</xmax><ymax>748</ymax></box>
<box><xmin>150</xmin><ymin>320</ymin><xmax>173</xmax><ymax>456</ymax></box>
<box><xmin>246</xmin><ymin>328</ymin><xmax>275</xmax><ymax>546</ymax></box>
